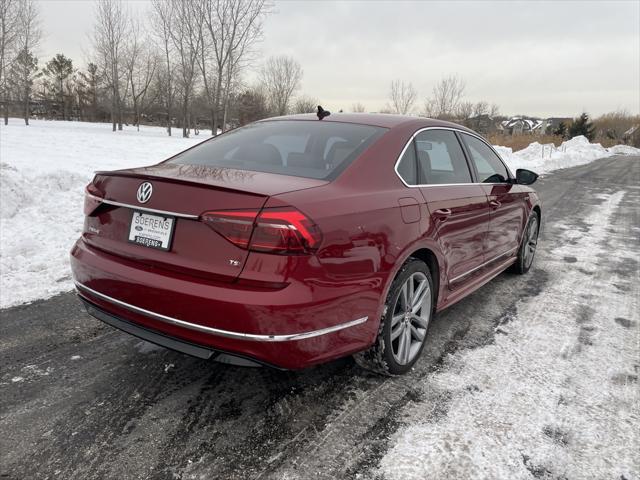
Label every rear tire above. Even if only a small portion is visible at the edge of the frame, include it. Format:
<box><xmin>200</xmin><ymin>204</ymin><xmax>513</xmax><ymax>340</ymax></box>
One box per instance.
<box><xmin>511</xmin><ymin>212</ymin><xmax>539</xmax><ymax>274</ymax></box>
<box><xmin>354</xmin><ymin>257</ymin><xmax>434</xmax><ymax>376</ymax></box>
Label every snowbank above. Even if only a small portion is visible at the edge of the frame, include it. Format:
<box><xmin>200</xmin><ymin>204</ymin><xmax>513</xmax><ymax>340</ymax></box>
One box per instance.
<box><xmin>607</xmin><ymin>144</ymin><xmax>640</xmax><ymax>155</ymax></box>
<box><xmin>0</xmin><ymin>120</ymin><xmax>638</xmax><ymax>308</ymax></box>
<box><xmin>0</xmin><ymin>119</ymin><xmax>203</xmax><ymax>308</ymax></box>
<box><xmin>493</xmin><ymin>135</ymin><xmax>640</xmax><ymax>175</ymax></box>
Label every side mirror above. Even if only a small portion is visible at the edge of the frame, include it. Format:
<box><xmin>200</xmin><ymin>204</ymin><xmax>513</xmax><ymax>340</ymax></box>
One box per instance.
<box><xmin>516</xmin><ymin>168</ymin><xmax>538</xmax><ymax>185</ymax></box>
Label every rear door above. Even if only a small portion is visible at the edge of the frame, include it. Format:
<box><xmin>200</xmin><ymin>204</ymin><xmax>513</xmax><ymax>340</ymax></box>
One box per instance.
<box><xmin>460</xmin><ymin>133</ymin><xmax>527</xmax><ymax>261</ymax></box>
<box><xmin>397</xmin><ymin>129</ymin><xmax>491</xmax><ymax>284</ymax></box>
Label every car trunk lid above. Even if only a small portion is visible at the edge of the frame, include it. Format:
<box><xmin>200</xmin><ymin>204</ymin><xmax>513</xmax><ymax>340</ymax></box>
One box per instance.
<box><xmin>83</xmin><ymin>164</ymin><xmax>327</xmax><ymax>283</ymax></box>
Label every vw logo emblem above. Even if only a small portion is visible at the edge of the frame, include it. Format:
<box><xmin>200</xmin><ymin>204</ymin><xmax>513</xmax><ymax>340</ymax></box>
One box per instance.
<box><xmin>136</xmin><ymin>182</ymin><xmax>153</xmax><ymax>203</ymax></box>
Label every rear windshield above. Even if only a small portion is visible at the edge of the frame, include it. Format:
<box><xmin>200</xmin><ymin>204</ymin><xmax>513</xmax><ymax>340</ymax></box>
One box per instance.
<box><xmin>169</xmin><ymin>120</ymin><xmax>387</xmax><ymax>180</ymax></box>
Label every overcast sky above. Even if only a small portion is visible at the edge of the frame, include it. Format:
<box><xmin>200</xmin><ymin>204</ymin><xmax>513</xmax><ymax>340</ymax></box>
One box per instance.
<box><xmin>37</xmin><ymin>0</ymin><xmax>639</xmax><ymax>117</ymax></box>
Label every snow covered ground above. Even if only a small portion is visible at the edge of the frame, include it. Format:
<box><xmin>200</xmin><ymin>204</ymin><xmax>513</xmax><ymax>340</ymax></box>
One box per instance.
<box><xmin>0</xmin><ymin>118</ymin><xmax>638</xmax><ymax>308</ymax></box>
<box><xmin>378</xmin><ymin>189</ymin><xmax>639</xmax><ymax>480</ymax></box>
<box><xmin>0</xmin><ymin>119</ymin><xmax>203</xmax><ymax>308</ymax></box>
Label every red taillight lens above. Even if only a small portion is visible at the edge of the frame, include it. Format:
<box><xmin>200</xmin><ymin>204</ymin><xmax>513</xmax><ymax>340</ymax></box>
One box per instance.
<box><xmin>201</xmin><ymin>207</ymin><xmax>322</xmax><ymax>255</ymax></box>
<box><xmin>84</xmin><ymin>183</ymin><xmax>103</xmax><ymax>215</ymax></box>
<box><xmin>253</xmin><ymin>208</ymin><xmax>322</xmax><ymax>254</ymax></box>
<box><xmin>201</xmin><ymin>210</ymin><xmax>258</xmax><ymax>249</ymax></box>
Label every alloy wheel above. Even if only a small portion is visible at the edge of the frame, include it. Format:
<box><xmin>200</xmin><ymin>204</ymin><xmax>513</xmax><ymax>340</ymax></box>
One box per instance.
<box><xmin>523</xmin><ymin>216</ymin><xmax>539</xmax><ymax>268</ymax></box>
<box><xmin>390</xmin><ymin>272</ymin><xmax>431</xmax><ymax>365</ymax></box>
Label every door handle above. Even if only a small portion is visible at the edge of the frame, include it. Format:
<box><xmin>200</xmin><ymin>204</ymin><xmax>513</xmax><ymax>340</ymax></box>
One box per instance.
<box><xmin>433</xmin><ymin>208</ymin><xmax>452</xmax><ymax>218</ymax></box>
<box><xmin>489</xmin><ymin>200</ymin><xmax>501</xmax><ymax>209</ymax></box>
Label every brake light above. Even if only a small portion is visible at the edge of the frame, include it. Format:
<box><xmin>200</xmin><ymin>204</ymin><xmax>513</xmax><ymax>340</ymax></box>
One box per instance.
<box><xmin>201</xmin><ymin>207</ymin><xmax>322</xmax><ymax>255</ymax></box>
<box><xmin>252</xmin><ymin>207</ymin><xmax>322</xmax><ymax>254</ymax></box>
<box><xmin>201</xmin><ymin>210</ymin><xmax>258</xmax><ymax>249</ymax></box>
<box><xmin>84</xmin><ymin>183</ymin><xmax>103</xmax><ymax>215</ymax></box>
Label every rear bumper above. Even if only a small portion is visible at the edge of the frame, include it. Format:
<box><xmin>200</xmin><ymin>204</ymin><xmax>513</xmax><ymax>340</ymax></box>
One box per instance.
<box><xmin>80</xmin><ymin>297</ymin><xmax>218</xmax><ymax>360</ymax></box>
<box><xmin>70</xmin><ymin>239</ymin><xmax>377</xmax><ymax>369</ymax></box>
<box><xmin>79</xmin><ymin>297</ymin><xmax>274</xmax><ymax>367</ymax></box>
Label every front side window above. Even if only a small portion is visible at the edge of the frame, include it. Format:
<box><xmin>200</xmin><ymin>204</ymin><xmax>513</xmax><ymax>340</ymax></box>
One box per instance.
<box><xmin>170</xmin><ymin>121</ymin><xmax>386</xmax><ymax>180</ymax></box>
<box><xmin>462</xmin><ymin>134</ymin><xmax>510</xmax><ymax>183</ymax></box>
<box><xmin>414</xmin><ymin>130</ymin><xmax>472</xmax><ymax>184</ymax></box>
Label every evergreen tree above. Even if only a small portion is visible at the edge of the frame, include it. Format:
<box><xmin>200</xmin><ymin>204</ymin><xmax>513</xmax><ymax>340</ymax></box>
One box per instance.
<box><xmin>43</xmin><ymin>54</ymin><xmax>74</xmax><ymax>120</ymax></box>
<box><xmin>237</xmin><ymin>88</ymin><xmax>270</xmax><ymax>126</ymax></box>
<box><xmin>8</xmin><ymin>48</ymin><xmax>41</xmax><ymax>125</ymax></box>
<box><xmin>78</xmin><ymin>63</ymin><xmax>101</xmax><ymax>121</ymax></box>
<box><xmin>553</xmin><ymin>121</ymin><xmax>568</xmax><ymax>138</ymax></box>
<box><xmin>36</xmin><ymin>78</ymin><xmax>53</xmax><ymax>117</ymax></box>
<box><xmin>568</xmin><ymin>112</ymin><xmax>595</xmax><ymax>141</ymax></box>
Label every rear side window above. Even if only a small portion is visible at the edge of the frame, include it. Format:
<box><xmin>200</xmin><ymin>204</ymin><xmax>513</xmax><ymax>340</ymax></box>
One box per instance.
<box><xmin>415</xmin><ymin>130</ymin><xmax>472</xmax><ymax>184</ymax></box>
<box><xmin>396</xmin><ymin>144</ymin><xmax>417</xmax><ymax>185</ymax></box>
<box><xmin>462</xmin><ymin>133</ymin><xmax>510</xmax><ymax>183</ymax></box>
<box><xmin>170</xmin><ymin>121</ymin><xmax>386</xmax><ymax>180</ymax></box>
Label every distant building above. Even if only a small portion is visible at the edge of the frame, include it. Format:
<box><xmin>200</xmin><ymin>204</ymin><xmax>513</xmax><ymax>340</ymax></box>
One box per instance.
<box><xmin>498</xmin><ymin>117</ymin><xmax>545</xmax><ymax>135</ymax></box>
<box><xmin>623</xmin><ymin>125</ymin><xmax>639</xmax><ymax>146</ymax></box>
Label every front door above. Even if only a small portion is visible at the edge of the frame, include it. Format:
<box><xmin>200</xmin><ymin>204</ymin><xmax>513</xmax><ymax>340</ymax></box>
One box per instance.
<box><xmin>412</xmin><ymin>129</ymin><xmax>491</xmax><ymax>284</ymax></box>
<box><xmin>460</xmin><ymin>133</ymin><xmax>527</xmax><ymax>260</ymax></box>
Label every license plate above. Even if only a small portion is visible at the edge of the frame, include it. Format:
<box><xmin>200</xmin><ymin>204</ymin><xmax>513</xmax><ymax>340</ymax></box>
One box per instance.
<box><xmin>128</xmin><ymin>211</ymin><xmax>175</xmax><ymax>251</ymax></box>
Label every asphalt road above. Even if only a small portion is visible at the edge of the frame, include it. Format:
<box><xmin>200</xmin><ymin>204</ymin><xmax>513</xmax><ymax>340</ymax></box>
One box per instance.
<box><xmin>1</xmin><ymin>155</ymin><xmax>638</xmax><ymax>480</ymax></box>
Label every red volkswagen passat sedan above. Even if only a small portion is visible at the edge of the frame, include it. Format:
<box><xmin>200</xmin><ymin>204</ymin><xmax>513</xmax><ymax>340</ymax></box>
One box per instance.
<box><xmin>71</xmin><ymin>113</ymin><xmax>540</xmax><ymax>375</ymax></box>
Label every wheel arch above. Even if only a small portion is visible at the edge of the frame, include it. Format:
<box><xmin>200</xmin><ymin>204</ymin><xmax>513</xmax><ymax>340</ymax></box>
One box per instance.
<box><xmin>378</xmin><ymin>239</ymin><xmax>445</xmax><ymax>328</ymax></box>
<box><xmin>528</xmin><ymin>203</ymin><xmax>542</xmax><ymax>237</ymax></box>
<box><xmin>407</xmin><ymin>248</ymin><xmax>440</xmax><ymax>312</ymax></box>
<box><xmin>532</xmin><ymin>204</ymin><xmax>541</xmax><ymax>221</ymax></box>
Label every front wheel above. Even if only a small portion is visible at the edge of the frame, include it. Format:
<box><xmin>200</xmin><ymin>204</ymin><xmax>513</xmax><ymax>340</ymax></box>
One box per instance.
<box><xmin>354</xmin><ymin>258</ymin><xmax>434</xmax><ymax>375</ymax></box>
<box><xmin>511</xmin><ymin>212</ymin><xmax>539</xmax><ymax>274</ymax></box>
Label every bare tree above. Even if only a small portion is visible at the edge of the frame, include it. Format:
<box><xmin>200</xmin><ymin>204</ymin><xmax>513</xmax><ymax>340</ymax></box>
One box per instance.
<box><xmin>169</xmin><ymin>0</ymin><xmax>202</xmax><ymax>138</ymax></box>
<box><xmin>11</xmin><ymin>0</ymin><xmax>40</xmax><ymax>125</ymax></box>
<box><xmin>93</xmin><ymin>0</ymin><xmax>128</xmax><ymax>131</ymax></box>
<box><xmin>124</xmin><ymin>19</ymin><xmax>157</xmax><ymax>131</ymax></box>
<box><xmin>194</xmin><ymin>0</ymin><xmax>215</xmax><ymax>133</ymax></box>
<box><xmin>150</xmin><ymin>0</ymin><xmax>174</xmax><ymax>135</ymax></box>
<box><xmin>293</xmin><ymin>95</ymin><xmax>317</xmax><ymax>114</ymax></box>
<box><xmin>472</xmin><ymin>100</ymin><xmax>489</xmax><ymax>117</ymax></box>
<box><xmin>455</xmin><ymin>101</ymin><xmax>473</xmax><ymax>121</ymax></box>
<box><xmin>389</xmin><ymin>79</ymin><xmax>416</xmax><ymax>115</ymax></box>
<box><xmin>489</xmin><ymin>103</ymin><xmax>500</xmax><ymax>118</ymax></box>
<box><xmin>200</xmin><ymin>0</ymin><xmax>270</xmax><ymax>134</ymax></box>
<box><xmin>0</xmin><ymin>0</ymin><xmax>20</xmax><ymax>124</ymax></box>
<box><xmin>260</xmin><ymin>55</ymin><xmax>302</xmax><ymax>116</ymax></box>
<box><xmin>423</xmin><ymin>74</ymin><xmax>466</xmax><ymax>119</ymax></box>
<box><xmin>351</xmin><ymin>102</ymin><xmax>365</xmax><ymax>113</ymax></box>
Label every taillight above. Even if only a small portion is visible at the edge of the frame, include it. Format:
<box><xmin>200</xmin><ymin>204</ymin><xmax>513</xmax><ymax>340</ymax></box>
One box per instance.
<box><xmin>84</xmin><ymin>183</ymin><xmax>103</xmax><ymax>215</ymax></box>
<box><xmin>253</xmin><ymin>208</ymin><xmax>321</xmax><ymax>254</ymax></box>
<box><xmin>201</xmin><ymin>207</ymin><xmax>322</xmax><ymax>255</ymax></box>
<box><xmin>201</xmin><ymin>210</ymin><xmax>258</xmax><ymax>249</ymax></box>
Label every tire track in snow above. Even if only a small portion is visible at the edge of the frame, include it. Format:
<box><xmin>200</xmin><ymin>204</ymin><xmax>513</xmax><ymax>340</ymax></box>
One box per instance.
<box><xmin>376</xmin><ymin>186</ymin><xmax>639</xmax><ymax>479</ymax></box>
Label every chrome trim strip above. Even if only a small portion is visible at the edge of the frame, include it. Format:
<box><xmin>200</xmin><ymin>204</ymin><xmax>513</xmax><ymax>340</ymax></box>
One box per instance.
<box><xmin>88</xmin><ymin>194</ymin><xmax>199</xmax><ymax>219</ymax></box>
<box><xmin>393</xmin><ymin>126</ymin><xmax>514</xmax><ymax>188</ymax></box>
<box><xmin>449</xmin><ymin>246</ymin><xmax>518</xmax><ymax>283</ymax></box>
<box><xmin>75</xmin><ymin>282</ymin><xmax>368</xmax><ymax>342</ymax></box>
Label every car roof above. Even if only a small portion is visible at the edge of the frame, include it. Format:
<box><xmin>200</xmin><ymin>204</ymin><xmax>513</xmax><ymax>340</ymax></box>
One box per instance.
<box><xmin>259</xmin><ymin>113</ymin><xmax>477</xmax><ymax>134</ymax></box>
